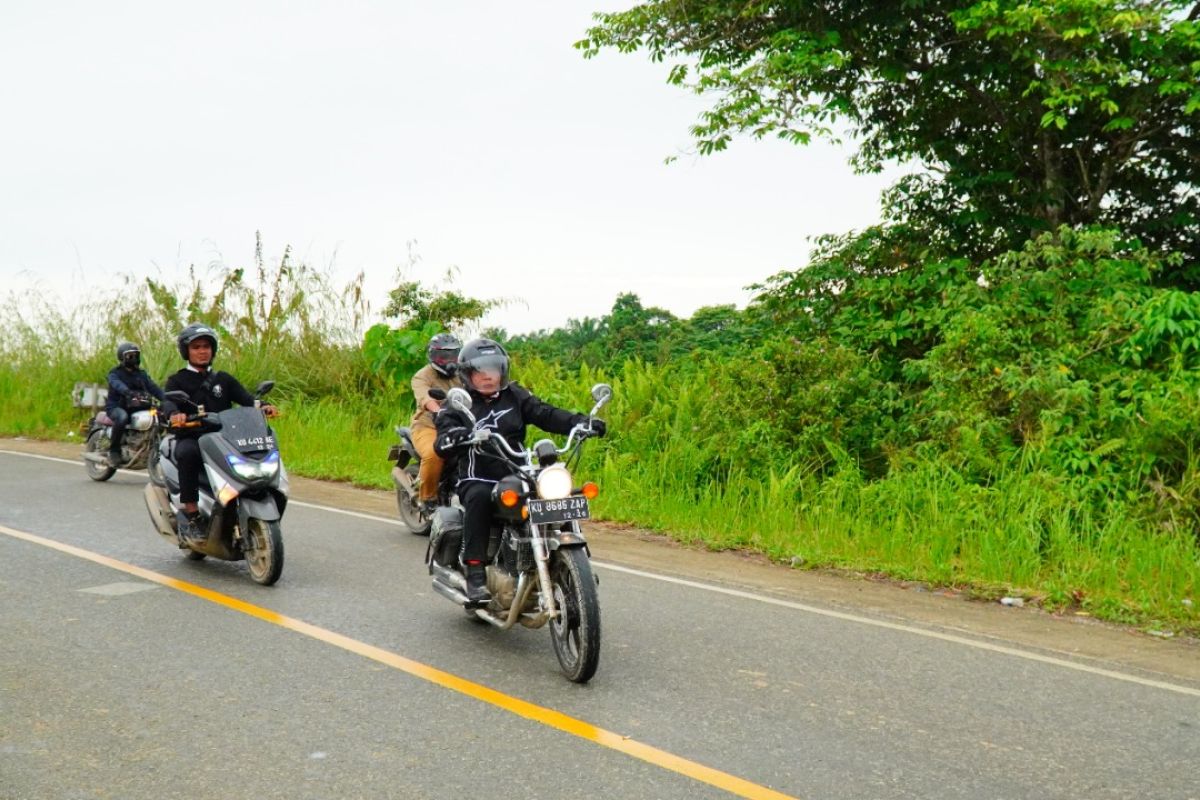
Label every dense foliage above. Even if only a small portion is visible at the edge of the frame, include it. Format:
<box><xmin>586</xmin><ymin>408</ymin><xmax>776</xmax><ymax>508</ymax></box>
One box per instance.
<box><xmin>580</xmin><ymin>0</ymin><xmax>1200</xmax><ymax>279</ymax></box>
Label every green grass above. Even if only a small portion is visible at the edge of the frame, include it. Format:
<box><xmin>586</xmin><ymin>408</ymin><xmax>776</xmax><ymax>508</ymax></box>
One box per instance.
<box><xmin>2</xmin><ymin>273</ymin><xmax>1196</xmax><ymax>637</ymax></box>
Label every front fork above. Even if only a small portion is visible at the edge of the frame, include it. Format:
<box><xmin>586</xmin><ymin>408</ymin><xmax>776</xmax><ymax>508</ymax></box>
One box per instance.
<box><xmin>531</xmin><ymin>524</ymin><xmax>559</xmax><ymax>621</ymax></box>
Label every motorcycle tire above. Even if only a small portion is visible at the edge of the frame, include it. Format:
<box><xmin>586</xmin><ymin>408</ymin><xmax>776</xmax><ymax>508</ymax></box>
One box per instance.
<box><xmin>396</xmin><ymin>464</ymin><xmax>431</xmax><ymax>536</ymax></box>
<box><xmin>548</xmin><ymin>548</ymin><xmax>601</xmax><ymax>684</ymax></box>
<box><xmin>84</xmin><ymin>429</ymin><xmax>117</xmax><ymax>482</ymax></box>
<box><xmin>244</xmin><ymin>517</ymin><xmax>284</xmax><ymax>586</ymax></box>
<box><xmin>147</xmin><ymin>434</ymin><xmax>165</xmax><ymax>487</ymax></box>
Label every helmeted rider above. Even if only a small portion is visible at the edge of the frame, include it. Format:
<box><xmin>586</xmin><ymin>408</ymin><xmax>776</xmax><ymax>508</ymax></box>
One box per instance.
<box><xmin>161</xmin><ymin>323</ymin><xmax>277</xmax><ymax>543</ymax></box>
<box><xmin>104</xmin><ymin>342</ymin><xmax>165</xmax><ymax>467</ymax></box>
<box><xmin>409</xmin><ymin>332</ymin><xmax>462</xmax><ymax>511</ymax></box>
<box><xmin>434</xmin><ymin>338</ymin><xmax>606</xmax><ymax>606</ymax></box>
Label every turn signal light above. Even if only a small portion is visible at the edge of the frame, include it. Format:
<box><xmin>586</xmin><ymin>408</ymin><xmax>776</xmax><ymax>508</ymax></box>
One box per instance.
<box><xmin>581</xmin><ymin>482</ymin><xmax>599</xmax><ymax>500</ymax></box>
<box><xmin>499</xmin><ymin>489</ymin><xmax>520</xmax><ymax>508</ymax></box>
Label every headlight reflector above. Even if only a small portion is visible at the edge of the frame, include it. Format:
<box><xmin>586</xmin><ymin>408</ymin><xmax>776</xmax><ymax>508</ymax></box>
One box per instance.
<box><xmin>227</xmin><ymin>450</ymin><xmax>281</xmax><ymax>481</ymax></box>
<box><xmin>536</xmin><ymin>464</ymin><xmax>573</xmax><ymax>500</ymax></box>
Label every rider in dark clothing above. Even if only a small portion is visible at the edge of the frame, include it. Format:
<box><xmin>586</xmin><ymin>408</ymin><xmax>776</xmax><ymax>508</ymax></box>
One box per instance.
<box><xmin>434</xmin><ymin>338</ymin><xmax>605</xmax><ymax>606</ymax></box>
<box><xmin>105</xmin><ymin>342</ymin><xmax>165</xmax><ymax>467</ymax></box>
<box><xmin>161</xmin><ymin>323</ymin><xmax>274</xmax><ymax>542</ymax></box>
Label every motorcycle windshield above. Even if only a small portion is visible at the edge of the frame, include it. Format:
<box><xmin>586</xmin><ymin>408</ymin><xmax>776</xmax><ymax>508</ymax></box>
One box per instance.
<box><xmin>216</xmin><ymin>407</ymin><xmax>276</xmax><ymax>454</ymax></box>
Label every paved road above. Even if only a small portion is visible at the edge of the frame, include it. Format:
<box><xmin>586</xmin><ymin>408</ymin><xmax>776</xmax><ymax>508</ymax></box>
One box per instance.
<box><xmin>1</xmin><ymin>448</ymin><xmax>1198</xmax><ymax>800</ymax></box>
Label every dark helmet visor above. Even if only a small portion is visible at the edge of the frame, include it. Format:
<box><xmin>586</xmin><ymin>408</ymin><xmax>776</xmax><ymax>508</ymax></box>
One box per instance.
<box><xmin>464</xmin><ymin>353</ymin><xmax>507</xmax><ymax>378</ymax></box>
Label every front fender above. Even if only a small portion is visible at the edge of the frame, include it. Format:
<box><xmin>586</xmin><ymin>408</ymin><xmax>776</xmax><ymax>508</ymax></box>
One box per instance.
<box><xmin>236</xmin><ymin>494</ymin><xmax>283</xmax><ymax>529</ymax></box>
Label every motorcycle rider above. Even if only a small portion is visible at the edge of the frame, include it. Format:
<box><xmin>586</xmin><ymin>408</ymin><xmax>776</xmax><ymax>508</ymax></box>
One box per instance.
<box><xmin>434</xmin><ymin>338</ymin><xmax>606</xmax><ymax>606</ymax></box>
<box><xmin>104</xmin><ymin>342</ymin><xmax>166</xmax><ymax>467</ymax></box>
<box><xmin>409</xmin><ymin>333</ymin><xmax>461</xmax><ymax>512</ymax></box>
<box><xmin>161</xmin><ymin>323</ymin><xmax>277</xmax><ymax>542</ymax></box>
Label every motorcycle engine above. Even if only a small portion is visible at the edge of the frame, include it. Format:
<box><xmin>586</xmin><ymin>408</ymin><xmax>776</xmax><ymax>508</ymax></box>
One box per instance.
<box><xmin>487</xmin><ymin>568</ymin><xmax>516</xmax><ymax>610</ymax></box>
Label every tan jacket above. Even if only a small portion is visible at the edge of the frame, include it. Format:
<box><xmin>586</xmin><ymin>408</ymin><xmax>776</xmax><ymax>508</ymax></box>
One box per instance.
<box><xmin>410</xmin><ymin>364</ymin><xmax>456</xmax><ymax>431</ymax></box>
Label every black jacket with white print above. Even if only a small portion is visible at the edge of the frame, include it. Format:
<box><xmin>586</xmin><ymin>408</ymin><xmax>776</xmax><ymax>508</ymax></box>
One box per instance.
<box><xmin>434</xmin><ymin>382</ymin><xmax>585</xmax><ymax>485</ymax></box>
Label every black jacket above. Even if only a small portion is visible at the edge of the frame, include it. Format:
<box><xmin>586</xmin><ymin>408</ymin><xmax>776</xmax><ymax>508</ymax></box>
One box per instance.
<box><xmin>105</xmin><ymin>366</ymin><xmax>165</xmax><ymax>412</ymax></box>
<box><xmin>162</xmin><ymin>368</ymin><xmax>257</xmax><ymax>432</ymax></box>
<box><xmin>434</xmin><ymin>383</ymin><xmax>585</xmax><ymax>484</ymax></box>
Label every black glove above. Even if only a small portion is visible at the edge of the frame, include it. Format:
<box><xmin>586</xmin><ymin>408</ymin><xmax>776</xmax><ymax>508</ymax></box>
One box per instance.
<box><xmin>576</xmin><ymin>416</ymin><xmax>606</xmax><ymax>438</ymax></box>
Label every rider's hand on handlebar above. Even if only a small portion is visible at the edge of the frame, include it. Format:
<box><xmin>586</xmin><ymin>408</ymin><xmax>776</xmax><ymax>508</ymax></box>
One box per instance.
<box><xmin>262</xmin><ymin>403</ymin><xmax>279</xmax><ymax>418</ymax></box>
<box><xmin>585</xmin><ymin>418</ymin><xmax>607</xmax><ymax>438</ymax></box>
<box><xmin>169</xmin><ymin>412</ymin><xmax>188</xmax><ymax>427</ymax></box>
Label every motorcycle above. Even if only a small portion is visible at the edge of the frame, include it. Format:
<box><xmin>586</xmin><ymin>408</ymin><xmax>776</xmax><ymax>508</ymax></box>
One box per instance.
<box><xmin>426</xmin><ymin>383</ymin><xmax>612</xmax><ymax>683</ymax></box>
<box><xmin>142</xmin><ymin>381</ymin><xmax>288</xmax><ymax>586</ymax></box>
<box><xmin>389</xmin><ymin>401</ymin><xmax>459</xmax><ymax>535</ymax></box>
<box><xmin>82</xmin><ymin>395</ymin><xmax>165</xmax><ymax>483</ymax></box>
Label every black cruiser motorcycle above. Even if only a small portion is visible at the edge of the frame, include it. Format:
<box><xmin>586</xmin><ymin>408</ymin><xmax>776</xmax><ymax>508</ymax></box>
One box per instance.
<box><xmin>142</xmin><ymin>382</ymin><xmax>288</xmax><ymax>586</ymax></box>
<box><xmin>426</xmin><ymin>383</ymin><xmax>612</xmax><ymax>683</ymax></box>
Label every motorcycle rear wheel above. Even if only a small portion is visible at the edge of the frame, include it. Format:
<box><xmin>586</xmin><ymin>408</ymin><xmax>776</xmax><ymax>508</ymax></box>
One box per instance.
<box><xmin>396</xmin><ymin>464</ymin><xmax>431</xmax><ymax>536</ymax></box>
<box><xmin>244</xmin><ymin>517</ymin><xmax>284</xmax><ymax>586</ymax></box>
<box><xmin>549</xmin><ymin>547</ymin><xmax>601</xmax><ymax>683</ymax></box>
<box><xmin>84</xmin><ymin>430</ymin><xmax>117</xmax><ymax>482</ymax></box>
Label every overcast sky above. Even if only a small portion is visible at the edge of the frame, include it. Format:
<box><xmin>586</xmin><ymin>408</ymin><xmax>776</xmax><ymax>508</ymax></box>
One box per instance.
<box><xmin>1</xmin><ymin>1</ymin><xmax>899</xmax><ymax>336</ymax></box>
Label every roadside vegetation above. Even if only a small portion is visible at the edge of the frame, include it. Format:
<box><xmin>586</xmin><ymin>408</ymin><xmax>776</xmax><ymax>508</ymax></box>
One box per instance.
<box><xmin>3</xmin><ymin>0</ymin><xmax>1199</xmax><ymax>635</ymax></box>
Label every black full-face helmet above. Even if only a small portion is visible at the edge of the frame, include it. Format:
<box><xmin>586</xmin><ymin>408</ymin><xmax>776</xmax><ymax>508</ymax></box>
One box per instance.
<box><xmin>176</xmin><ymin>323</ymin><xmax>219</xmax><ymax>364</ymax></box>
<box><xmin>427</xmin><ymin>333</ymin><xmax>462</xmax><ymax>377</ymax></box>
<box><xmin>116</xmin><ymin>342</ymin><xmax>141</xmax><ymax>369</ymax></box>
<box><xmin>457</xmin><ymin>338</ymin><xmax>510</xmax><ymax>393</ymax></box>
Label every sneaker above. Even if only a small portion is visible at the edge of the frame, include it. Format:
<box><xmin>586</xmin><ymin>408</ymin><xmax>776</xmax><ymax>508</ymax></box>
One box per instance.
<box><xmin>176</xmin><ymin>511</ymin><xmax>206</xmax><ymax>543</ymax></box>
<box><xmin>464</xmin><ymin>563</ymin><xmax>491</xmax><ymax>607</ymax></box>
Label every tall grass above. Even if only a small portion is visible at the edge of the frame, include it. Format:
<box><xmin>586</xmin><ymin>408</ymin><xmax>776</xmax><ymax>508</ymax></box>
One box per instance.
<box><xmin>1</xmin><ymin>259</ymin><xmax>1196</xmax><ymax>636</ymax></box>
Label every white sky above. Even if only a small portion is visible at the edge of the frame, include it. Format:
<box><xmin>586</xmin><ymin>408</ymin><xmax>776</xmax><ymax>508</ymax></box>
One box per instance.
<box><xmin>0</xmin><ymin>1</ymin><xmax>899</xmax><ymax>336</ymax></box>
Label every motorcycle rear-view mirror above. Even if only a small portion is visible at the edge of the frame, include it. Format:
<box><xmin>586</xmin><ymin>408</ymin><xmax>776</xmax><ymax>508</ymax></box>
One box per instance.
<box><xmin>165</xmin><ymin>390</ymin><xmax>191</xmax><ymax>404</ymax></box>
<box><xmin>446</xmin><ymin>387</ymin><xmax>475</xmax><ymax>424</ymax></box>
<box><xmin>254</xmin><ymin>380</ymin><xmax>275</xmax><ymax>398</ymax></box>
<box><xmin>428</xmin><ymin>388</ymin><xmax>447</xmax><ymax>401</ymax></box>
<box><xmin>589</xmin><ymin>383</ymin><xmax>613</xmax><ymax>417</ymax></box>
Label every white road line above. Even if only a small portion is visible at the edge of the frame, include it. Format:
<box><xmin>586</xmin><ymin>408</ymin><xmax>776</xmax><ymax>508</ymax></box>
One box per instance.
<box><xmin>5</xmin><ymin>446</ymin><xmax>1199</xmax><ymax>697</ymax></box>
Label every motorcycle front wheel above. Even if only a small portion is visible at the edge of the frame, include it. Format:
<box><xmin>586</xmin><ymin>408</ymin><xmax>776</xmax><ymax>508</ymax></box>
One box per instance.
<box><xmin>396</xmin><ymin>464</ymin><xmax>431</xmax><ymax>536</ymax></box>
<box><xmin>549</xmin><ymin>547</ymin><xmax>601</xmax><ymax>683</ymax></box>
<box><xmin>244</xmin><ymin>517</ymin><xmax>284</xmax><ymax>586</ymax></box>
<box><xmin>84</xmin><ymin>429</ymin><xmax>117</xmax><ymax>482</ymax></box>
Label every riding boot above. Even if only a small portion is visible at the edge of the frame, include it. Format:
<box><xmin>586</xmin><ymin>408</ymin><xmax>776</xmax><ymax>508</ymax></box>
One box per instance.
<box><xmin>464</xmin><ymin>562</ymin><xmax>490</xmax><ymax>607</ymax></box>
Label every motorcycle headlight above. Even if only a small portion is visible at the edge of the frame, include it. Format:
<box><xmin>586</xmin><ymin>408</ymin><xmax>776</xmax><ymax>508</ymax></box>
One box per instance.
<box><xmin>536</xmin><ymin>464</ymin><xmax>573</xmax><ymax>500</ymax></box>
<box><xmin>227</xmin><ymin>451</ymin><xmax>280</xmax><ymax>481</ymax></box>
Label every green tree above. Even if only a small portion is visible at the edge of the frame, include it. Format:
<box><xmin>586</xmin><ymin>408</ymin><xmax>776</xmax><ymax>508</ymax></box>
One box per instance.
<box><xmin>580</xmin><ymin>1</ymin><xmax>1200</xmax><ymax>280</ymax></box>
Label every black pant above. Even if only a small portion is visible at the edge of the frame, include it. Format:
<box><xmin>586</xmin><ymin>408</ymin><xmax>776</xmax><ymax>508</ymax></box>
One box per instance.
<box><xmin>457</xmin><ymin>480</ymin><xmax>494</xmax><ymax>564</ymax></box>
<box><xmin>107</xmin><ymin>407</ymin><xmax>130</xmax><ymax>454</ymax></box>
<box><xmin>174</xmin><ymin>437</ymin><xmax>203</xmax><ymax>504</ymax></box>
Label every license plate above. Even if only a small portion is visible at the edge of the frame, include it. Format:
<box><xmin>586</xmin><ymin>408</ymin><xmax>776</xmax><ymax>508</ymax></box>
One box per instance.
<box><xmin>527</xmin><ymin>496</ymin><xmax>590</xmax><ymax>525</ymax></box>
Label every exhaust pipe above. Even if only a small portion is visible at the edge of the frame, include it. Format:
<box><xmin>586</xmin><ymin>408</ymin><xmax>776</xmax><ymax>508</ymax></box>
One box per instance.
<box><xmin>392</xmin><ymin>465</ymin><xmax>415</xmax><ymax>492</ymax></box>
<box><xmin>142</xmin><ymin>483</ymin><xmax>176</xmax><ymax>540</ymax></box>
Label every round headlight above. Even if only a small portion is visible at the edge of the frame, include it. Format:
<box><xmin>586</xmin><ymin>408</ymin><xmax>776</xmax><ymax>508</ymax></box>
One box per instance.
<box><xmin>536</xmin><ymin>464</ymin><xmax>573</xmax><ymax>500</ymax></box>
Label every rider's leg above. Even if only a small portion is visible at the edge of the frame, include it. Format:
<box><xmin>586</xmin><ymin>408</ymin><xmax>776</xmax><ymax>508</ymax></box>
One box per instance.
<box><xmin>458</xmin><ymin>481</ymin><xmax>492</xmax><ymax>605</ymax></box>
<box><xmin>107</xmin><ymin>407</ymin><xmax>129</xmax><ymax>464</ymax></box>
<box><xmin>411</xmin><ymin>426</ymin><xmax>443</xmax><ymax>503</ymax></box>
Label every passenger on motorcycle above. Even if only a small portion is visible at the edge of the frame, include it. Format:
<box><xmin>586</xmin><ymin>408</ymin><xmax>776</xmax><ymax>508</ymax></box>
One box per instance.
<box><xmin>410</xmin><ymin>333</ymin><xmax>461</xmax><ymax>511</ymax></box>
<box><xmin>161</xmin><ymin>323</ymin><xmax>277</xmax><ymax>542</ymax></box>
<box><xmin>105</xmin><ymin>342</ymin><xmax>165</xmax><ymax>467</ymax></box>
<box><xmin>434</xmin><ymin>338</ymin><xmax>606</xmax><ymax>606</ymax></box>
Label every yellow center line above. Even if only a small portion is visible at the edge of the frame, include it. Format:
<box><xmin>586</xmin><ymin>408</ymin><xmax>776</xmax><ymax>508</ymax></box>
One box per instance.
<box><xmin>1</xmin><ymin>523</ymin><xmax>798</xmax><ymax>800</ymax></box>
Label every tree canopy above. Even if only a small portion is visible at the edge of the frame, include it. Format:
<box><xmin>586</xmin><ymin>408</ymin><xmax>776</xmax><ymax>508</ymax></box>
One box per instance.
<box><xmin>580</xmin><ymin>1</ymin><xmax>1200</xmax><ymax>281</ymax></box>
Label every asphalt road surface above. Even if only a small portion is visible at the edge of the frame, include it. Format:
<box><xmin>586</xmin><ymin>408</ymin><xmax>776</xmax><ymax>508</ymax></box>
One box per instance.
<box><xmin>2</xmin><ymin>444</ymin><xmax>1198</xmax><ymax>800</ymax></box>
